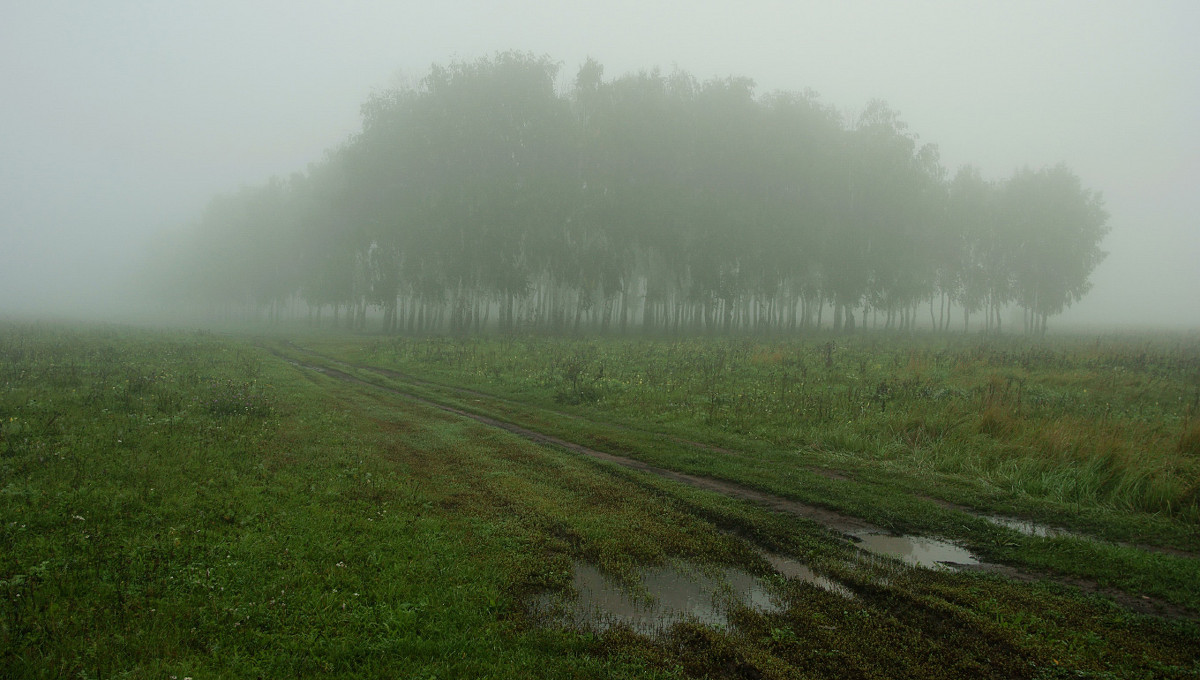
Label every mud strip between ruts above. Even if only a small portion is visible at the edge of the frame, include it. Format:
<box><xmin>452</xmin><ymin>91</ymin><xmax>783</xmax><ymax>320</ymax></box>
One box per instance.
<box><xmin>285</xmin><ymin>353</ymin><xmax>1196</xmax><ymax>620</ymax></box>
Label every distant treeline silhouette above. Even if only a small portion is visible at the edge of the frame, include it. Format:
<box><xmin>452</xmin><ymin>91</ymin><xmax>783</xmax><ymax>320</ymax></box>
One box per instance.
<box><xmin>150</xmin><ymin>52</ymin><xmax>1108</xmax><ymax>334</ymax></box>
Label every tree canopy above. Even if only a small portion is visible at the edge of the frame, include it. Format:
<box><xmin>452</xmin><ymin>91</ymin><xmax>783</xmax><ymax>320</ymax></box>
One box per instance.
<box><xmin>153</xmin><ymin>52</ymin><xmax>1109</xmax><ymax>335</ymax></box>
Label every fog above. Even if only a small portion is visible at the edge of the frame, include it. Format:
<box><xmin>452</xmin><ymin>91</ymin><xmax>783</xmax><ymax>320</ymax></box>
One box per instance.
<box><xmin>2</xmin><ymin>1</ymin><xmax>1197</xmax><ymax>329</ymax></box>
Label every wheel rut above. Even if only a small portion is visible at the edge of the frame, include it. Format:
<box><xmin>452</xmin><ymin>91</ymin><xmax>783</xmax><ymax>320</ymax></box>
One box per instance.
<box><xmin>276</xmin><ymin>345</ymin><xmax>1198</xmax><ymax>620</ymax></box>
<box><xmin>290</xmin><ymin>356</ymin><xmax>876</xmax><ymax>535</ymax></box>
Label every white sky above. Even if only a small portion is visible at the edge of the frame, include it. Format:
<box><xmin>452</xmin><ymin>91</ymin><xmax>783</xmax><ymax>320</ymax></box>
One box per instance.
<box><xmin>1</xmin><ymin>0</ymin><xmax>1197</xmax><ymax>327</ymax></box>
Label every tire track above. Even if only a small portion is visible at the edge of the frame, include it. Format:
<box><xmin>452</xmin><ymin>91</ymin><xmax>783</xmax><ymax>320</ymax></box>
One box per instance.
<box><xmin>276</xmin><ymin>345</ymin><xmax>1197</xmax><ymax>620</ymax></box>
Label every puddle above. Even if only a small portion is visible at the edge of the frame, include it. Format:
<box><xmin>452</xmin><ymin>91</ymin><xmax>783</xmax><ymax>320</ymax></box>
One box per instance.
<box><xmin>849</xmin><ymin>532</ymin><xmax>979</xmax><ymax>569</ymax></box>
<box><xmin>299</xmin><ymin>351</ymin><xmax>1200</xmax><ymax>620</ymax></box>
<box><xmin>533</xmin><ymin>561</ymin><xmax>782</xmax><ymax>634</ymax></box>
<box><xmin>761</xmin><ymin>552</ymin><xmax>855</xmax><ymax>599</ymax></box>
<box><xmin>983</xmin><ymin>516</ymin><xmax>1071</xmax><ymax>538</ymax></box>
<box><xmin>922</xmin><ymin>497</ymin><xmax>1077</xmax><ymax>540</ymax></box>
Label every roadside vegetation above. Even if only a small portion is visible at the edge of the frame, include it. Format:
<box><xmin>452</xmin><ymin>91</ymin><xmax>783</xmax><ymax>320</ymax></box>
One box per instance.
<box><xmin>296</xmin><ymin>331</ymin><xmax>1200</xmax><ymax>612</ymax></box>
<box><xmin>331</xmin><ymin>331</ymin><xmax>1200</xmax><ymax>535</ymax></box>
<box><xmin>3</xmin><ymin>321</ymin><xmax>1198</xmax><ymax>678</ymax></box>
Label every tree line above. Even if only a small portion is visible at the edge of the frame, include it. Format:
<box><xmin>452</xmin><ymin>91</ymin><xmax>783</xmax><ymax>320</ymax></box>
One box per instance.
<box><xmin>149</xmin><ymin>52</ymin><xmax>1109</xmax><ymax>335</ymax></box>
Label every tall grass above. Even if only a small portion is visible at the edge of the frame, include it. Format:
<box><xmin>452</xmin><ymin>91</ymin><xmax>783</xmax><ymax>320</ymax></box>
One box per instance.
<box><xmin>358</xmin><ymin>332</ymin><xmax>1200</xmax><ymax>522</ymax></box>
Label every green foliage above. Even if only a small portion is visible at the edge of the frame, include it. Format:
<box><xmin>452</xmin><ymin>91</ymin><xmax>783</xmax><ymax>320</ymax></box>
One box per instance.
<box><xmin>5</xmin><ymin>323</ymin><xmax>1198</xmax><ymax>678</ymax></box>
<box><xmin>203</xmin><ymin>378</ymin><xmax>274</xmax><ymax>417</ymax></box>
<box><xmin>0</xmin><ymin>323</ymin><xmax>631</xmax><ymax>678</ymax></box>
<box><xmin>149</xmin><ymin>53</ymin><xmax>1108</xmax><ymax>336</ymax></box>
<box><xmin>352</xmin><ymin>332</ymin><xmax>1200</xmax><ymax>532</ymax></box>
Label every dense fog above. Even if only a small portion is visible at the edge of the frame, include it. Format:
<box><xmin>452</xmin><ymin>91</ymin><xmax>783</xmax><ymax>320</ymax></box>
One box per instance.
<box><xmin>2</xmin><ymin>1</ymin><xmax>1197</xmax><ymax>330</ymax></box>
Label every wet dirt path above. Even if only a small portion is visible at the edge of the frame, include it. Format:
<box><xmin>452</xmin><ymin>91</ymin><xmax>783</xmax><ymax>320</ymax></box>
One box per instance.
<box><xmin>277</xmin><ymin>345</ymin><xmax>1197</xmax><ymax>619</ymax></box>
<box><xmin>360</xmin><ymin>363</ymin><xmax>747</xmax><ymax>459</ymax></box>
<box><xmin>357</xmin><ymin>358</ymin><xmax>1200</xmax><ymax>559</ymax></box>
<box><xmin>291</xmin><ymin>354</ymin><xmax>877</xmax><ymax>535</ymax></box>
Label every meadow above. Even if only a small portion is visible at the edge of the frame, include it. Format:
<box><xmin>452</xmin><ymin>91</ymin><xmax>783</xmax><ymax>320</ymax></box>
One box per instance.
<box><xmin>348</xmin><ymin>332</ymin><xmax>1200</xmax><ymax>525</ymax></box>
<box><xmin>321</xmin><ymin>332</ymin><xmax>1200</xmax><ymax>553</ymax></box>
<box><xmin>2</xmin><ymin>321</ymin><xmax>1198</xmax><ymax>678</ymax></box>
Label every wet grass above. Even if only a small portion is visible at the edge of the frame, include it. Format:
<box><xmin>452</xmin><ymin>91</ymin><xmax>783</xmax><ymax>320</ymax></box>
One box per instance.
<box><xmin>3</xmin><ymin>321</ymin><xmax>1199</xmax><ymax>678</ymax></box>
<box><xmin>344</xmin><ymin>333</ymin><xmax>1200</xmax><ymax>528</ymax></box>
<box><xmin>286</xmin><ymin>331</ymin><xmax>1200</xmax><ymax>612</ymax></box>
<box><xmin>0</xmin><ymin>323</ymin><xmax>664</xmax><ymax>678</ymax></box>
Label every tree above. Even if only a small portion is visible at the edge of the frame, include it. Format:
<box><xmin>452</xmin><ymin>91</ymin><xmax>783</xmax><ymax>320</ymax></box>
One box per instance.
<box><xmin>151</xmin><ymin>54</ymin><xmax>1111</xmax><ymax>338</ymax></box>
<box><xmin>1004</xmin><ymin>164</ymin><xmax>1109</xmax><ymax>334</ymax></box>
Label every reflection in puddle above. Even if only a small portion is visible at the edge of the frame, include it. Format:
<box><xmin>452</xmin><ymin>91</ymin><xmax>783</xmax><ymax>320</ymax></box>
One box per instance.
<box><xmin>984</xmin><ymin>516</ymin><xmax>1070</xmax><ymax>538</ymax></box>
<box><xmin>761</xmin><ymin>552</ymin><xmax>855</xmax><ymax>599</ymax></box>
<box><xmin>534</xmin><ymin>561</ymin><xmax>782</xmax><ymax>634</ymax></box>
<box><xmin>850</xmin><ymin>532</ymin><xmax>979</xmax><ymax>568</ymax></box>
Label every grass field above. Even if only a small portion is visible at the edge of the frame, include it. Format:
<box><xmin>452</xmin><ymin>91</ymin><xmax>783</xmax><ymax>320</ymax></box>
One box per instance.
<box><xmin>2</xmin><ymin>321</ymin><xmax>1198</xmax><ymax>678</ymax></box>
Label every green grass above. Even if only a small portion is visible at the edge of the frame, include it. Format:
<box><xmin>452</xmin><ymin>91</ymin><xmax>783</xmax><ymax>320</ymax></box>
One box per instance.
<box><xmin>285</xmin><ymin>331</ymin><xmax>1200</xmax><ymax>611</ymax></box>
<box><xmin>0</xmin><ymin>324</ymin><xmax>663</xmax><ymax>678</ymax></box>
<box><xmin>329</xmin><ymin>332</ymin><xmax>1199</xmax><ymax>534</ymax></box>
<box><xmin>3</xmin><ymin>322</ymin><xmax>1199</xmax><ymax>678</ymax></box>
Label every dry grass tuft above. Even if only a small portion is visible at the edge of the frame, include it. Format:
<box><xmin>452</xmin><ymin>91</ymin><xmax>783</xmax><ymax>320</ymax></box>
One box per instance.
<box><xmin>976</xmin><ymin>404</ymin><xmax>1015</xmax><ymax>438</ymax></box>
<box><xmin>1179</xmin><ymin>419</ymin><xmax>1200</xmax><ymax>457</ymax></box>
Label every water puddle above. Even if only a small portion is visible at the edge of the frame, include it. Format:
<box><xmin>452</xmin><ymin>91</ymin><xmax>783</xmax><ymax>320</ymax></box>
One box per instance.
<box><xmin>983</xmin><ymin>516</ymin><xmax>1071</xmax><ymax>538</ymax></box>
<box><xmin>923</xmin><ymin>496</ymin><xmax>1076</xmax><ymax>540</ymax></box>
<box><xmin>300</xmin><ymin>351</ymin><xmax>1199</xmax><ymax>619</ymax></box>
<box><xmin>533</xmin><ymin>561</ymin><xmax>782</xmax><ymax>634</ymax></box>
<box><xmin>761</xmin><ymin>551</ymin><xmax>855</xmax><ymax>599</ymax></box>
<box><xmin>849</xmin><ymin>531</ymin><xmax>979</xmax><ymax>569</ymax></box>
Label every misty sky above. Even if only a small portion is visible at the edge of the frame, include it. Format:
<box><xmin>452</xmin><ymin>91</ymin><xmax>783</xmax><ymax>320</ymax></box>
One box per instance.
<box><xmin>2</xmin><ymin>1</ymin><xmax>1197</xmax><ymax>327</ymax></box>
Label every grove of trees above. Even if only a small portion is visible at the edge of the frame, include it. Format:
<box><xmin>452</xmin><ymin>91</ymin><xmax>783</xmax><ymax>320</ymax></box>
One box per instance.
<box><xmin>152</xmin><ymin>52</ymin><xmax>1109</xmax><ymax>335</ymax></box>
